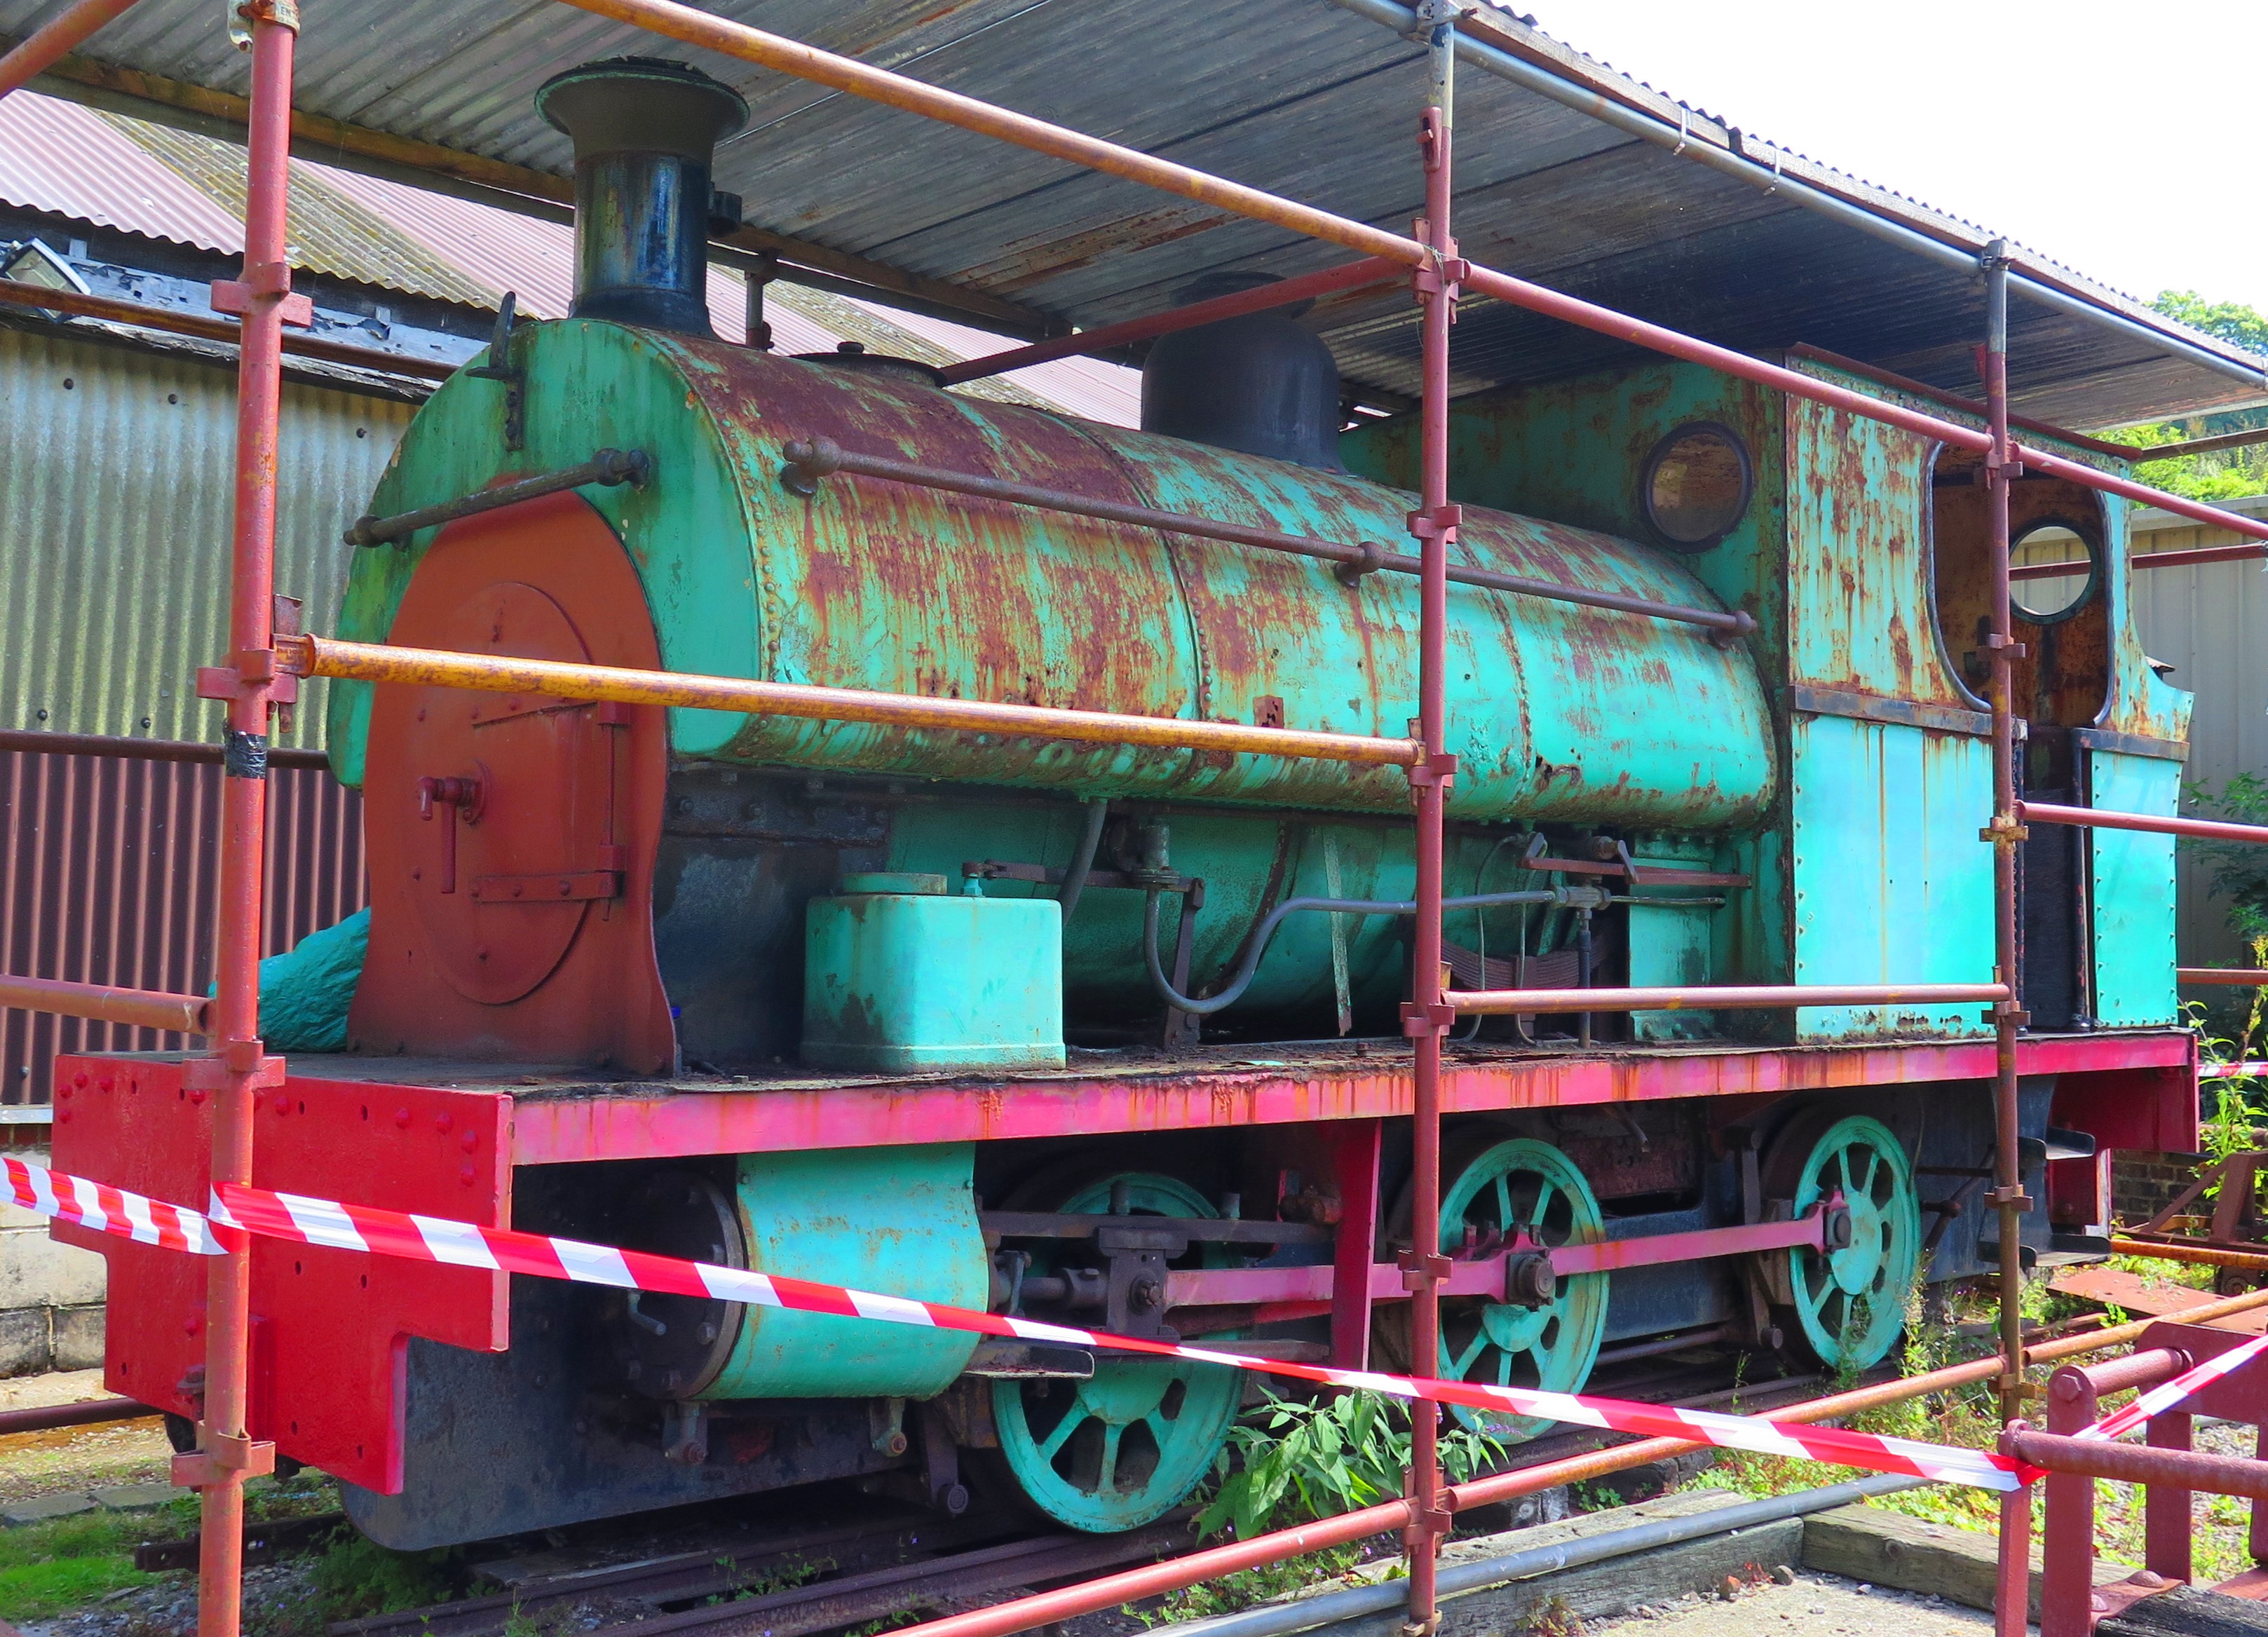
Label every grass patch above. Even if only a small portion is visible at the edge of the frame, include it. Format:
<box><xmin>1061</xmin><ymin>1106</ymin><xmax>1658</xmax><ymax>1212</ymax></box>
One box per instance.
<box><xmin>309</xmin><ymin>1533</ymin><xmax>460</xmax><ymax>1619</ymax></box>
<box><xmin>1130</xmin><ymin>1543</ymin><xmax>1372</xmax><ymax>1626</ymax></box>
<box><xmin>0</xmin><ymin>1513</ymin><xmax>163</xmax><ymax>1623</ymax></box>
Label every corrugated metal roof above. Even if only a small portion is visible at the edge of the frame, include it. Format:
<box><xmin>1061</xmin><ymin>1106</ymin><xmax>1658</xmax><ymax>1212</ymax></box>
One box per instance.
<box><xmin>0</xmin><ymin>86</ymin><xmax>1141</xmax><ymax>421</ymax></box>
<box><xmin>11</xmin><ymin>0</ymin><xmax>2241</xmax><ymax>425</ymax></box>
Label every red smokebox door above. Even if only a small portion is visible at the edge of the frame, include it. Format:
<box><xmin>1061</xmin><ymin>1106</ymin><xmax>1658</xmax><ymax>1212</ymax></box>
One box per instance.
<box><xmin>352</xmin><ymin>489</ymin><xmax>674</xmax><ymax>1071</ymax></box>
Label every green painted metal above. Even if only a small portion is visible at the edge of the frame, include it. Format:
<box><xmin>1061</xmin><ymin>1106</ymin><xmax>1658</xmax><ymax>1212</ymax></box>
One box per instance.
<box><xmin>2087</xmin><ymin>749</ymin><xmax>2182</xmax><ymax>1026</ymax></box>
<box><xmin>1433</xmin><ymin>1137</ymin><xmax>1607</xmax><ymax>1442</ymax></box>
<box><xmin>700</xmin><ymin>1143</ymin><xmax>983</xmax><ymax>1400</ymax></box>
<box><xmin>330</xmin><ymin>322</ymin><xmax>1773</xmax><ymax>831</ymax></box>
<box><xmin>991</xmin><ymin>1173</ymin><xmax>1244</xmax><ymax>1531</ymax></box>
<box><xmin>1788</xmin><ymin>715</ymin><xmax>1994</xmax><ymax>1040</ymax></box>
<box><xmin>803</xmin><ymin>886</ymin><xmax>1066</xmax><ymax>1071</ymax></box>
<box><xmin>1783</xmin><ymin>1115</ymin><xmax>1920</xmax><ymax>1371</ymax></box>
<box><xmin>1625</xmin><ymin>836</ymin><xmax>1718</xmax><ymax>1041</ymax></box>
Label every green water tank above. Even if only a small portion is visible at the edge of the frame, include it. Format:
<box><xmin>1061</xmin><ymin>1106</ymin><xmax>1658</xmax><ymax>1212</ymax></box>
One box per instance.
<box><xmin>803</xmin><ymin>874</ymin><xmax>1065</xmax><ymax>1071</ymax></box>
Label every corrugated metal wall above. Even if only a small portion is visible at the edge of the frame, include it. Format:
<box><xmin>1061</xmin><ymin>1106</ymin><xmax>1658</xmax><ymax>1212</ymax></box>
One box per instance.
<box><xmin>0</xmin><ymin>322</ymin><xmax>416</xmax><ymax>749</ymax></box>
<box><xmin>2126</xmin><ymin>495</ymin><xmax>2268</xmax><ymax>968</ymax></box>
<box><xmin>1</xmin><ymin>320</ymin><xmax>401</xmax><ymax>1105</ymax></box>
<box><xmin>0</xmin><ymin>742</ymin><xmax>365</xmax><ymax>1106</ymax></box>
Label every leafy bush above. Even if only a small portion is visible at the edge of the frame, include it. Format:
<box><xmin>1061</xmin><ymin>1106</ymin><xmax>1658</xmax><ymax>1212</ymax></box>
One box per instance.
<box><xmin>1197</xmin><ymin>1389</ymin><xmax>1505</xmax><ymax>1541</ymax></box>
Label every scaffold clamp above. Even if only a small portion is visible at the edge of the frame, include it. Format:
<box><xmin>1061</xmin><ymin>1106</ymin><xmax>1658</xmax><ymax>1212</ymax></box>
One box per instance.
<box><xmin>170</xmin><ymin>1432</ymin><xmax>276</xmax><ymax>1489</ymax></box>
<box><xmin>1404</xmin><ymin>752</ymin><xmax>1459</xmax><ymax>789</ymax></box>
<box><xmin>1401</xmin><ymin>999</ymin><xmax>1457</xmax><ymax>1037</ymax></box>
<box><xmin>1398</xmin><ymin>1249</ymin><xmax>1453</xmax><ymax>1291</ymax></box>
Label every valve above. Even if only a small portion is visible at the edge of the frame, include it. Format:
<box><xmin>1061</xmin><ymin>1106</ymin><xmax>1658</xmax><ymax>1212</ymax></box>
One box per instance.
<box><xmin>416</xmin><ymin>775</ymin><xmax>484</xmax><ymax>895</ymax></box>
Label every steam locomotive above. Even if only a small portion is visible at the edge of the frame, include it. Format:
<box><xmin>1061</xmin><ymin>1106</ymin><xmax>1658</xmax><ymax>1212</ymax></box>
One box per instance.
<box><xmin>54</xmin><ymin>57</ymin><xmax>2195</xmax><ymax>1547</ymax></box>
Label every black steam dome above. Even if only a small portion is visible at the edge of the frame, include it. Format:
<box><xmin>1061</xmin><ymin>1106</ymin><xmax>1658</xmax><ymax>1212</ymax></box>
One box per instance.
<box><xmin>1139</xmin><ymin>271</ymin><xmax>1345</xmax><ymax>470</ymax></box>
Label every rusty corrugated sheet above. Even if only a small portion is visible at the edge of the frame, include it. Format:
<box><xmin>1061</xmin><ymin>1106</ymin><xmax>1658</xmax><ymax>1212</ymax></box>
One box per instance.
<box><xmin>0</xmin><ymin>321</ymin><xmax>415</xmax><ymax>749</ymax></box>
<box><xmin>1</xmin><ymin>740</ymin><xmax>364</xmax><ymax>1107</ymax></box>
<box><xmin>0</xmin><ymin>88</ymin><xmax>242</xmax><ymax>252</ymax></box>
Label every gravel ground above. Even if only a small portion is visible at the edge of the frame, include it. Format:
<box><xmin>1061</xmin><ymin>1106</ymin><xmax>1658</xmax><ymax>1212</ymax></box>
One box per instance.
<box><xmin>1588</xmin><ymin>1569</ymin><xmax>1995</xmax><ymax>1636</ymax></box>
<box><xmin>0</xmin><ymin>1370</ymin><xmax>177</xmax><ymax>1507</ymax></box>
<box><xmin>18</xmin><ymin>1561</ymin><xmax>322</xmax><ymax>1637</ymax></box>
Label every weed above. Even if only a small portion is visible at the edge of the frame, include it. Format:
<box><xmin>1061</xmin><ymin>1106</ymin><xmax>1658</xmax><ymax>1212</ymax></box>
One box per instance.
<box><xmin>1518</xmin><ymin>1594</ymin><xmax>1583</xmax><ymax>1636</ymax></box>
<box><xmin>1197</xmin><ymin>1389</ymin><xmax>1504</xmax><ymax>1542</ymax></box>
<box><xmin>310</xmin><ymin>1533</ymin><xmax>459</xmax><ymax>1619</ymax></box>
<box><xmin>1129</xmin><ymin>1544</ymin><xmax>1371</xmax><ymax>1626</ymax></box>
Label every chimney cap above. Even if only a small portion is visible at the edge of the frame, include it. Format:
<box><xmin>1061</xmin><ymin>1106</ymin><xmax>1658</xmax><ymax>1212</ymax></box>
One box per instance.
<box><xmin>536</xmin><ymin>57</ymin><xmax>748</xmax><ymax>159</ymax></box>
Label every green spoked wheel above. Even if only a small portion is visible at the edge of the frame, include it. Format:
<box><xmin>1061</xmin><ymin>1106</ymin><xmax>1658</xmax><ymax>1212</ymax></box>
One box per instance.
<box><xmin>990</xmin><ymin>1173</ymin><xmax>1244</xmax><ymax>1532</ymax></box>
<box><xmin>1775</xmin><ymin>1115</ymin><xmax>1921</xmax><ymax>1371</ymax></box>
<box><xmin>1433</xmin><ymin>1136</ymin><xmax>1610</xmax><ymax>1441</ymax></box>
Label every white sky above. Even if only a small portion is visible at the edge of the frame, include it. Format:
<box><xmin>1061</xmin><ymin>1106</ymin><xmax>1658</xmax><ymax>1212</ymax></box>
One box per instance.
<box><xmin>1530</xmin><ymin>1</ymin><xmax>2267</xmax><ymax>317</ymax></box>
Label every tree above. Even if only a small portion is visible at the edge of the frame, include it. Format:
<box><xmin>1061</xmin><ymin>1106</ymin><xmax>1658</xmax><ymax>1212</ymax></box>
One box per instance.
<box><xmin>2113</xmin><ymin>292</ymin><xmax>2268</xmax><ymax>503</ymax></box>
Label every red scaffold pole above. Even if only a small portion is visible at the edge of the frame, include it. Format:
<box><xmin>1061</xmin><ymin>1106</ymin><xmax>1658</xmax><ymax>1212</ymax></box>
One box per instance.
<box><xmin>0</xmin><ymin>0</ymin><xmax>144</xmax><ymax>101</ymax></box>
<box><xmin>186</xmin><ymin>8</ymin><xmax>298</xmax><ymax>1637</ymax></box>
<box><xmin>1400</xmin><ymin>11</ymin><xmax>1460</xmax><ymax>1633</ymax></box>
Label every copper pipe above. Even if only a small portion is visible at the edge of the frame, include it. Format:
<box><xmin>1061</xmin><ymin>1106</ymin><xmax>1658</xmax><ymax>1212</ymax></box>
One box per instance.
<box><xmin>0</xmin><ymin>1396</ymin><xmax>154</xmax><ymax>1436</ymax></box>
<box><xmin>0</xmin><ymin>0</ymin><xmax>142</xmax><ymax>100</ymax></box>
<box><xmin>884</xmin><ymin>1282</ymin><xmax>2268</xmax><ymax>1637</ymax></box>
<box><xmin>1445</xmin><ymin>981</ymin><xmax>2008</xmax><ymax>1015</ymax></box>
<box><xmin>0</xmin><ymin>278</ymin><xmax>458</xmax><ymax>382</ymax></box>
<box><xmin>1981</xmin><ymin>241</ymin><xmax>2027</xmax><ymax>1427</ymax></box>
<box><xmin>0</xmin><ymin>973</ymin><xmax>208</xmax><ymax>1033</ymax></box>
<box><xmin>2180</xmin><ymin>968</ymin><xmax>2268</xmax><ymax>986</ymax></box>
<box><xmin>935</xmin><ymin>257</ymin><xmax>1404</xmax><ymax>385</ymax></box>
<box><xmin>782</xmin><ymin>439</ymin><xmax>1755</xmax><ymax>638</ymax></box>
<box><xmin>288</xmin><ymin>633</ymin><xmax>1421</xmax><ymax>768</ymax></box>
<box><xmin>2108</xmin><ymin>1237</ymin><xmax>2268</xmax><ymax>1271</ymax></box>
<box><xmin>2008</xmin><ymin>1428</ymin><xmax>2268</xmax><ymax>1500</ymax></box>
<box><xmin>0</xmin><ymin>728</ymin><xmax>328</xmax><ymax>770</ymax></box>
<box><xmin>2022</xmin><ymin>801</ymin><xmax>2268</xmax><ymax>846</ymax></box>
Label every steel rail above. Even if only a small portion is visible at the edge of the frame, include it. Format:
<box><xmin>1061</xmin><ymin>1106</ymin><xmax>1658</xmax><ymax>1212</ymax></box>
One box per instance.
<box><xmin>781</xmin><ymin>437</ymin><xmax>1755</xmax><ymax>637</ymax></box>
<box><xmin>0</xmin><ymin>1395</ymin><xmax>154</xmax><ymax>1436</ymax></box>
<box><xmin>284</xmin><ymin>634</ymin><xmax>1422</xmax><ymax>767</ymax></box>
<box><xmin>2180</xmin><ymin>968</ymin><xmax>2268</xmax><ymax>986</ymax></box>
<box><xmin>2020</xmin><ymin>801</ymin><xmax>2268</xmax><ymax>845</ymax></box>
<box><xmin>0</xmin><ymin>973</ymin><xmax>209</xmax><ymax>1033</ymax></box>
<box><xmin>935</xmin><ymin>258</ymin><xmax>1404</xmax><ymax>385</ymax></box>
<box><xmin>0</xmin><ymin>277</ymin><xmax>459</xmax><ymax>381</ymax></box>
<box><xmin>550</xmin><ymin>0</ymin><xmax>2268</xmax><ymax>548</ymax></box>
<box><xmin>1445</xmin><ymin>981</ymin><xmax>2007</xmax><ymax>1016</ymax></box>
<box><xmin>879</xmin><ymin>1282</ymin><xmax>2268</xmax><ymax>1637</ymax></box>
<box><xmin>1325</xmin><ymin>0</ymin><xmax>2268</xmax><ymax>395</ymax></box>
<box><xmin>0</xmin><ymin>0</ymin><xmax>142</xmax><ymax>100</ymax></box>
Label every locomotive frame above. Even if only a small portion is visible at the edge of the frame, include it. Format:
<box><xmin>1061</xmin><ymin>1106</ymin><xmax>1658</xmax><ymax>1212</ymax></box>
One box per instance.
<box><xmin>5</xmin><ymin>4</ymin><xmax>2268</xmax><ymax>1636</ymax></box>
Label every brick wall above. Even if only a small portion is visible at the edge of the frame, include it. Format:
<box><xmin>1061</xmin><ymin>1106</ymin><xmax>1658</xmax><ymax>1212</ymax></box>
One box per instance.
<box><xmin>2112</xmin><ymin>1149</ymin><xmax>2212</xmax><ymax>1228</ymax></box>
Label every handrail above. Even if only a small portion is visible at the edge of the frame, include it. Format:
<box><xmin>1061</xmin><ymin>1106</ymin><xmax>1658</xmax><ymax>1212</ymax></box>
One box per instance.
<box><xmin>2021</xmin><ymin>801</ymin><xmax>2268</xmax><ymax>846</ymax></box>
<box><xmin>779</xmin><ymin>438</ymin><xmax>1756</xmax><ymax>639</ymax></box>
<box><xmin>346</xmin><ymin>449</ymin><xmax>651</xmax><ymax>546</ymax></box>
<box><xmin>284</xmin><ymin>634</ymin><xmax>1422</xmax><ymax>767</ymax></box>
<box><xmin>0</xmin><ymin>277</ymin><xmax>459</xmax><ymax>382</ymax></box>
<box><xmin>1446</xmin><ymin>981</ymin><xmax>2009</xmax><ymax>1015</ymax></box>
<box><xmin>0</xmin><ymin>974</ymin><xmax>209</xmax><ymax>1034</ymax></box>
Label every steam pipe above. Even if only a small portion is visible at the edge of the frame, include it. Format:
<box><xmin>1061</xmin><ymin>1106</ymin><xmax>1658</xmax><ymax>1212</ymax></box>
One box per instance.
<box><xmin>779</xmin><ymin>439</ymin><xmax>1756</xmax><ymax>639</ymax></box>
<box><xmin>1139</xmin><ymin>888</ymin><xmax>1586</xmax><ymax>1016</ymax></box>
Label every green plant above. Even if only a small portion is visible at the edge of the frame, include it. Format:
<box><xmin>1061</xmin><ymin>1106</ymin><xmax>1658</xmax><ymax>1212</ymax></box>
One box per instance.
<box><xmin>309</xmin><ymin>1533</ymin><xmax>459</xmax><ymax>1619</ymax></box>
<box><xmin>0</xmin><ymin>1513</ymin><xmax>161</xmax><ymax>1624</ymax></box>
<box><xmin>1196</xmin><ymin>1389</ymin><xmax>1505</xmax><ymax>1542</ymax></box>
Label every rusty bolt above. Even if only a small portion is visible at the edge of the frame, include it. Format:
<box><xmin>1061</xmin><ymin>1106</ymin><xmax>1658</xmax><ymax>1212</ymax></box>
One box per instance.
<box><xmin>1128</xmin><ymin>1277</ymin><xmax>1164</xmax><ymax>1312</ymax></box>
<box><xmin>1505</xmin><ymin>1251</ymin><xmax>1556</xmax><ymax>1309</ymax></box>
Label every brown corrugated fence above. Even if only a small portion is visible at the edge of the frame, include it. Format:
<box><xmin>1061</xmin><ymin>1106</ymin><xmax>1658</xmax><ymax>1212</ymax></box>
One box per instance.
<box><xmin>1</xmin><ymin>731</ymin><xmax>364</xmax><ymax>1106</ymax></box>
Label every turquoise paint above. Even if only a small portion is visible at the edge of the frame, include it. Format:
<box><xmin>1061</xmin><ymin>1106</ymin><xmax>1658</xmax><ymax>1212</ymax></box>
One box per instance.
<box><xmin>331</xmin><ymin>324</ymin><xmax>1772</xmax><ymax>831</ymax></box>
<box><xmin>2089</xmin><ymin>750</ymin><xmax>2181</xmax><ymax>1026</ymax></box>
<box><xmin>803</xmin><ymin>886</ymin><xmax>1066</xmax><ymax>1071</ymax></box>
<box><xmin>1788</xmin><ymin>715</ymin><xmax>1992</xmax><ymax>1040</ymax></box>
<box><xmin>700</xmin><ymin>1144</ymin><xmax>982</xmax><ymax>1399</ymax></box>
<box><xmin>1626</xmin><ymin>837</ymin><xmax>1720</xmax><ymax>1041</ymax></box>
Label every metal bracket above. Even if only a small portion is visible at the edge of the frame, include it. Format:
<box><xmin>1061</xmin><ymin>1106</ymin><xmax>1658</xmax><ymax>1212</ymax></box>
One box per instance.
<box><xmin>210</xmin><ymin>263</ymin><xmax>311</xmax><ymax>330</ymax></box>
<box><xmin>1404</xmin><ymin>752</ymin><xmax>1460</xmax><ymax>790</ymax></box>
<box><xmin>184</xmin><ymin>1052</ymin><xmax>287</xmax><ymax>1090</ymax></box>
<box><xmin>869</xmin><ymin>1397</ymin><xmax>909</xmax><ymax>1458</ymax></box>
<box><xmin>464</xmin><ymin>291</ymin><xmax>526</xmax><ymax>451</ymax></box>
<box><xmin>170</xmin><ymin>1431</ymin><xmax>276</xmax><ymax>1489</ymax></box>
<box><xmin>1400</xmin><ymin>999</ymin><xmax>1457</xmax><ymax>1037</ymax></box>
<box><xmin>1397</xmin><ymin>1249</ymin><xmax>1452</xmax><ymax>1291</ymax></box>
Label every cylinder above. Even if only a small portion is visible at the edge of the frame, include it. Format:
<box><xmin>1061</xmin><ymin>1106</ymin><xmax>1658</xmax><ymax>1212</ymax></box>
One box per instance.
<box><xmin>535</xmin><ymin>58</ymin><xmax>748</xmax><ymax>337</ymax></box>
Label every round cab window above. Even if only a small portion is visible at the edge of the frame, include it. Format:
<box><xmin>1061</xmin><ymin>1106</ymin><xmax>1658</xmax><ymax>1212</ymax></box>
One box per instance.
<box><xmin>1642</xmin><ymin>423</ymin><xmax>1753</xmax><ymax>550</ymax></box>
<box><xmin>2009</xmin><ymin>523</ymin><xmax>2098</xmax><ymax>624</ymax></box>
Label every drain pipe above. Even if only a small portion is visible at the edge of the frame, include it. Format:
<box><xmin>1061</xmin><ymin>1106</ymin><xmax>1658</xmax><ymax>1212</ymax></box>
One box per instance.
<box><xmin>1155</xmin><ymin>1474</ymin><xmax>1920</xmax><ymax>1637</ymax></box>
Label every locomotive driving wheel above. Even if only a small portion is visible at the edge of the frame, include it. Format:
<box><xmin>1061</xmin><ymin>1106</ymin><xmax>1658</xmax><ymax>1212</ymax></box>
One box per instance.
<box><xmin>990</xmin><ymin>1173</ymin><xmax>1244</xmax><ymax>1533</ymax></box>
<box><xmin>1766</xmin><ymin>1113</ymin><xmax>1920</xmax><ymax>1371</ymax></box>
<box><xmin>1386</xmin><ymin>1135</ymin><xmax>1610</xmax><ymax>1441</ymax></box>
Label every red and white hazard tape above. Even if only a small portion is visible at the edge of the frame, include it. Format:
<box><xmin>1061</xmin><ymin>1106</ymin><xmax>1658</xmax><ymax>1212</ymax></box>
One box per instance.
<box><xmin>3</xmin><ymin>1152</ymin><xmax>2035</xmax><ymax>1492</ymax></box>
<box><xmin>2077</xmin><ymin>1332</ymin><xmax>2268</xmax><ymax>1444</ymax></box>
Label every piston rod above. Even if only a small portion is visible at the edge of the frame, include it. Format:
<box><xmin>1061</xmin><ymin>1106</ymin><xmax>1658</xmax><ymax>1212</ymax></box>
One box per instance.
<box><xmin>779</xmin><ymin>437</ymin><xmax>1756</xmax><ymax>639</ymax></box>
